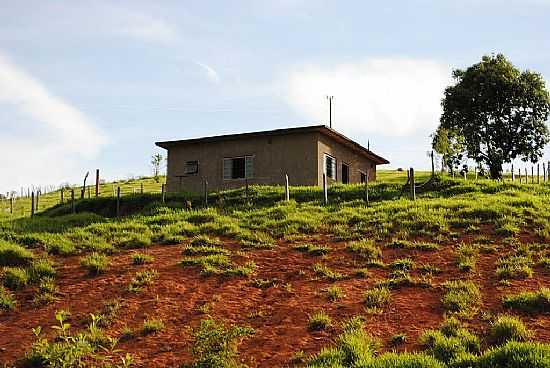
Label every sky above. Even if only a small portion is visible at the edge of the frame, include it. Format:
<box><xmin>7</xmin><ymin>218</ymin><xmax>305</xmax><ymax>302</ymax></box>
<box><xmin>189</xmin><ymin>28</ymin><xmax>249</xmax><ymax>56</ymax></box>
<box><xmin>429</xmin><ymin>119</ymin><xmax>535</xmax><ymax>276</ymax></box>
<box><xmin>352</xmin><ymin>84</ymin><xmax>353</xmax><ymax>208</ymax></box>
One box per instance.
<box><xmin>1</xmin><ymin>0</ymin><xmax>550</xmax><ymax>194</ymax></box>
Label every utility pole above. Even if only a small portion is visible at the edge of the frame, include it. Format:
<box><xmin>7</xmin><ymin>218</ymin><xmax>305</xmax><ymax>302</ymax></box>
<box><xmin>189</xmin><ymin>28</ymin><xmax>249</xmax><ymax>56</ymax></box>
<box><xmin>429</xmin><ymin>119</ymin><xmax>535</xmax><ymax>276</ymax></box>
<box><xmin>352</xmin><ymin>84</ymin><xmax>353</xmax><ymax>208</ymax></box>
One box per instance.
<box><xmin>326</xmin><ymin>95</ymin><xmax>334</xmax><ymax>129</ymax></box>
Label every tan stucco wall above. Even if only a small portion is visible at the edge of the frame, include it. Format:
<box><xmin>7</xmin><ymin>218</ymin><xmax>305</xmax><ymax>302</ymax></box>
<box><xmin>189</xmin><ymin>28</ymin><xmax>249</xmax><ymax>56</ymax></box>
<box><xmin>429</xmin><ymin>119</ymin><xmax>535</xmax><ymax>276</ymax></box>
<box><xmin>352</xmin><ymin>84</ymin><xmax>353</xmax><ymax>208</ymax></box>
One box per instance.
<box><xmin>165</xmin><ymin>132</ymin><xmax>319</xmax><ymax>193</ymax></box>
<box><xmin>316</xmin><ymin>133</ymin><xmax>377</xmax><ymax>185</ymax></box>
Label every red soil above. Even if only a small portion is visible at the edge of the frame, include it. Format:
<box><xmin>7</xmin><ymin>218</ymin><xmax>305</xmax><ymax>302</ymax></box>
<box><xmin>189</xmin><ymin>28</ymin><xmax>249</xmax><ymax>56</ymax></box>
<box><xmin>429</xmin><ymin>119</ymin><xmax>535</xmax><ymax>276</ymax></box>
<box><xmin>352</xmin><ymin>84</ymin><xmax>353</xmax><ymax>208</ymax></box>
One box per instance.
<box><xmin>1</xmin><ymin>232</ymin><xmax>549</xmax><ymax>367</ymax></box>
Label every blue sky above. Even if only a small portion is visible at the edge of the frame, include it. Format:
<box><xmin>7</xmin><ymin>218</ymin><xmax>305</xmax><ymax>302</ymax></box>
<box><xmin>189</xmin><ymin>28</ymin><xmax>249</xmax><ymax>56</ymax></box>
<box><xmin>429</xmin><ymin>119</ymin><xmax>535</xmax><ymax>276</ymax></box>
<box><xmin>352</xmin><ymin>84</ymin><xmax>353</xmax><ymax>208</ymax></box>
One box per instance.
<box><xmin>1</xmin><ymin>0</ymin><xmax>550</xmax><ymax>193</ymax></box>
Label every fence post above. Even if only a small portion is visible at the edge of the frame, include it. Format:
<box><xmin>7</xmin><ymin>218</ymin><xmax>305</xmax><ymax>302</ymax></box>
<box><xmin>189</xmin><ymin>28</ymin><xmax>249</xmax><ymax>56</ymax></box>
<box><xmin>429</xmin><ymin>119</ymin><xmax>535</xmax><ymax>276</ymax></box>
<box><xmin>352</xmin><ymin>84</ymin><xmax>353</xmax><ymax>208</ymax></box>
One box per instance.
<box><xmin>71</xmin><ymin>189</ymin><xmax>75</xmax><ymax>213</ymax></box>
<box><xmin>10</xmin><ymin>197</ymin><xmax>13</xmax><ymax>215</ymax></box>
<box><xmin>544</xmin><ymin>163</ymin><xmax>547</xmax><ymax>182</ymax></box>
<box><xmin>203</xmin><ymin>179</ymin><xmax>208</xmax><ymax>206</ymax></box>
<box><xmin>116</xmin><ymin>187</ymin><xmax>120</xmax><ymax>217</ymax></box>
<box><xmin>285</xmin><ymin>174</ymin><xmax>290</xmax><ymax>202</ymax></box>
<box><xmin>31</xmin><ymin>191</ymin><xmax>35</xmax><ymax>217</ymax></box>
<box><xmin>245</xmin><ymin>178</ymin><xmax>249</xmax><ymax>201</ymax></box>
<box><xmin>519</xmin><ymin>168</ymin><xmax>522</xmax><ymax>183</ymax></box>
<box><xmin>61</xmin><ymin>189</ymin><xmax>64</xmax><ymax>204</ymax></box>
<box><xmin>431</xmin><ymin>150</ymin><xmax>435</xmax><ymax>177</ymax></box>
<box><xmin>140</xmin><ymin>182</ymin><xmax>144</xmax><ymax>194</ymax></box>
<box><xmin>322</xmin><ymin>173</ymin><xmax>328</xmax><ymax>205</ymax></box>
<box><xmin>409</xmin><ymin>168</ymin><xmax>416</xmax><ymax>201</ymax></box>
<box><xmin>463</xmin><ymin>170</ymin><xmax>467</xmax><ymax>180</ymax></box>
<box><xmin>531</xmin><ymin>166</ymin><xmax>534</xmax><ymax>184</ymax></box>
<box><xmin>511</xmin><ymin>164</ymin><xmax>514</xmax><ymax>182</ymax></box>
<box><xmin>87</xmin><ymin>186</ymin><xmax>91</xmax><ymax>198</ymax></box>
<box><xmin>537</xmin><ymin>164</ymin><xmax>540</xmax><ymax>184</ymax></box>
<box><xmin>365</xmin><ymin>170</ymin><xmax>369</xmax><ymax>207</ymax></box>
<box><xmin>161</xmin><ymin>183</ymin><xmax>166</xmax><ymax>203</ymax></box>
<box><xmin>95</xmin><ymin>169</ymin><xmax>100</xmax><ymax>197</ymax></box>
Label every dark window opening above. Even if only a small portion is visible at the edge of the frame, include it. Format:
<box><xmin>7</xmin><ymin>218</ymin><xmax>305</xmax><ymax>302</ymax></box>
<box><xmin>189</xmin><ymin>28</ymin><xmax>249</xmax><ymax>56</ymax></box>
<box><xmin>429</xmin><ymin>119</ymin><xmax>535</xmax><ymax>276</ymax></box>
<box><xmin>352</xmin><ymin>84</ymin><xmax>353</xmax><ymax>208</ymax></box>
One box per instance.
<box><xmin>324</xmin><ymin>154</ymin><xmax>336</xmax><ymax>180</ymax></box>
<box><xmin>360</xmin><ymin>172</ymin><xmax>367</xmax><ymax>184</ymax></box>
<box><xmin>184</xmin><ymin>160</ymin><xmax>199</xmax><ymax>175</ymax></box>
<box><xmin>223</xmin><ymin>156</ymin><xmax>254</xmax><ymax>180</ymax></box>
<box><xmin>232</xmin><ymin>157</ymin><xmax>245</xmax><ymax>179</ymax></box>
<box><xmin>342</xmin><ymin>163</ymin><xmax>349</xmax><ymax>184</ymax></box>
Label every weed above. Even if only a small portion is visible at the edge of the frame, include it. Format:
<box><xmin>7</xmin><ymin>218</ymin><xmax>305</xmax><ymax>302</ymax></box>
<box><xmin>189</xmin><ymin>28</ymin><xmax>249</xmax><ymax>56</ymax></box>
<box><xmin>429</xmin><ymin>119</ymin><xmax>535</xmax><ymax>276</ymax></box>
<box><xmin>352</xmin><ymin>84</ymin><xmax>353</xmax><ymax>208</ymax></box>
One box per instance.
<box><xmin>390</xmin><ymin>258</ymin><xmax>415</xmax><ymax>271</ymax></box>
<box><xmin>128</xmin><ymin>269</ymin><xmax>158</xmax><ymax>292</ymax></box>
<box><xmin>294</xmin><ymin>243</ymin><xmax>330</xmax><ymax>256</ymax></box>
<box><xmin>308</xmin><ymin>311</ymin><xmax>332</xmax><ymax>331</ymax></box>
<box><xmin>390</xmin><ymin>333</ymin><xmax>407</xmax><ymax>347</ymax></box>
<box><xmin>456</xmin><ymin>243</ymin><xmax>478</xmax><ymax>272</ymax></box>
<box><xmin>364</xmin><ymin>287</ymin><xmax>391</xmax><ymax>308</ymax></box>
<box><xmin>80</xmin><ymin>252</ymin><xmax>110</xmax><ymax>276</ymax></box>
<box><xmin>141</xmin><ymin>318</ymin><xmax>165</xmax><ymax>335</ymax></box>
<box><xmin>131</xmin><ymin>253</ymin><xmax>154</xmax><ymax>265</ymax></box>
<box><xmin>326</xmin><ymin>286</ymin><xmax>345</xmax><ymax>302</ymax></box>
<box><xmin>28</xmin><ymin>258</ymin><xmax>56</xmax><ymax>282</ymax></box>
<box><xmin>496</xmin><ymin>255</ymin><xmax>533</xmax><ymax>280</ymax></box>
<box><xmin>346</xmin><ymin>239</ymin><xmax>382</xmax><ymax>260</ymax></box>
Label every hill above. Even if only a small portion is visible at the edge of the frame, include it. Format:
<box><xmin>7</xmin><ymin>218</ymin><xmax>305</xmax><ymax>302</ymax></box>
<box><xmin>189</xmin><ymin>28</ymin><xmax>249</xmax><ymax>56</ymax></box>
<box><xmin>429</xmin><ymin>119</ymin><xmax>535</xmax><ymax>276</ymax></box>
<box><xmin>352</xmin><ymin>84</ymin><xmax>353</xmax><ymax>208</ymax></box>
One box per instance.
<box><xmin>1</xmin><ymin>171</ymin><xmax>550</xmax><ymax>367</ymax></box>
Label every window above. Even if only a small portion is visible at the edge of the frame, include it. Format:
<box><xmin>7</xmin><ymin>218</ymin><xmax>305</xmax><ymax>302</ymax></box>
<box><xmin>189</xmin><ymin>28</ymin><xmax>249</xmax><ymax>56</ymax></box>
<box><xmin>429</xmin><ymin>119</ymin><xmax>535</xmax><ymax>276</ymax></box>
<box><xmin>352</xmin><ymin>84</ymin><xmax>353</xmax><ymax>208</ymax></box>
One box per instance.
<box><xmin>184</xmin><ymin>160</ymin><xmax>199</xmax><ymax>175</ymax></box>
<box><xmin>223</xmin><ymin>156</ymin><xmax>254</xmax><ymax>179</ymax></box>
<box><xmin>341</xmin><ymin>163</ymin><xmax>350</xmax><ymax>184</ymax></box>
<box><xmin>360</xmin><ymin>171</ymin><xmax>367</xmax><ymax>184</ymax></box>
<box><xmin>324</xmin><ymin>154</ymin><xmax>336</xmax><ymax>180</ymax></box>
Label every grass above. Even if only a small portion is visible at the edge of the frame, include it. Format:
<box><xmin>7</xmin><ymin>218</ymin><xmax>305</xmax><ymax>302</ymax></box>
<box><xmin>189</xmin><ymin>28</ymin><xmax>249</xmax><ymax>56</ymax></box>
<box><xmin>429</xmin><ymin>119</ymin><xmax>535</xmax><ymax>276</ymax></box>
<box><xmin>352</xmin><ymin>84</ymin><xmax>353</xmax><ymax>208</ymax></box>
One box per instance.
<box><xmin>3</xmin><ymin>267</ymin><xmax>29</xmax><ymax>290</ymax></box>
<box><xmin>131</xmin><ymin>252</ymin><xmax>154</xmax><ymax>265</ymax></box>
<box><xmin>128</xmin><ymin>269</ymin><xmax>158</xmax><ymax>292</ymax></box>
<box><xmin>346</xmin><ymin>239</ymin><xmax>382</xmax><ymax>260</ymax></box>
<box><xmin>293</xmin><ymin>243</ymin><xmax>330</xmax><ymax>256</ymax></box>
<box><xmin>0</xmin><ymin>285</ymin><xmax>16</xmax><ymax>310</ymax></box>
<box><xmin>141</xmin><ymin>318</ymin><xmax>165</xmax><ymax>335</ymax></box>
<box><xmin>308</xmin><ymin>311</ymin><xmax>332</xmax><ymax>331</ymax></box>
<box><xmin>489</xmin><ymin>315</ymin><xmax>532</xmax><ymax>345</ymax></box>
<box><xmin>502</xmin><ymin>288</ymin><xmax>550</xmax><ymax>314</ymax></box>
<box><xmin>441</xmin><ymin>280</ymin><xmax>481</xmax><ymax>317</ymax></box>
<box><xmin>0</xmin><ymin>240</ymin><xmax>34</xmax><ymax>266</ymax></box>
<box><xmin>312</xmin><ymin>263</ymin><xmax>344</xmax><ymax>281</ymax></box>
<box><xmin>80</xmin><ymin>252</ymin><xmax>110</xmax><ymax>276</ymax></box>
<box><xmin>456</xmin><ymin>243</ymin><xmax>478</xmax><ymax>272</ymax></box>
<box><xmin>325</xmin><ymin>286</ymin><xmax>345</xmax><ymax>302</ymax></box>
<box><xmin>364</xmin><ymin>287</ymin><xmax>391</xmax><ymax>308</ymax></box>
<box><xmin>496</xmin><ymin>255</ymin><xmax>533</xmax><ymax>280</ymax></box>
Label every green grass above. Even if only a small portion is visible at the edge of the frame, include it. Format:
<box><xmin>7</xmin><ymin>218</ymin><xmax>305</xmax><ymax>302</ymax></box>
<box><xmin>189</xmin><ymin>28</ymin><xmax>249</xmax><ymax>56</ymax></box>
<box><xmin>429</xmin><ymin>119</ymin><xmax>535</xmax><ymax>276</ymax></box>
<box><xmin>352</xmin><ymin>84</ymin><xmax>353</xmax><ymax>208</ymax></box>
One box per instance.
<box><xmin>456</xmin><ymin>243</ymin><xmax>478</xmax><ymax>272</ymax></box>
<box><xmin>293</xmin><ymin>243</ymin><xmax>330</xmax><ymax>256</ymax></box>
<box><xmin>496</xmin><ymin>255</ymin><xmax>533</xmax><ymax>280</ymax></box>
<box><xmin>502</xmin><ymin>288</ymin><xmax>550</xmax><ymax>314</ymax></box>
<box><xmin>0</xmin><ymin>240</ymin><xmax>34</xmax><ymax>266</ymax></box>
<box><xmin>364</xmin><ymin>287</ymin><xmax>391</xmax><ymax>308</ymax></box>
<box><xmin>141</xmin><ymin>318</ymin><xmax>165</xmax><ymax>335</ymax></box>
<box><xmin>346</xmin><ymin>239</ymin><xmax>382</xmax><ymax>260</ymax></box>
<box><xmin>2</xmin><ymin>267</ymin><xmax>29</xmax><ymax>290</ymax></box>
<box><xmin>489</xmin><ymin>315</ymin><xmax>532</xmax><ymax>345</ymax></box>
<box><xmin>312</xmin><ymin>263</ymin><xmax>344</xmax><ymax>281</ymax></box>
<box><xmin>80</xmin><ymin>253</ymin><xmax>110</xmax><ymax>276</ymax></box>
<box><xmin>325</xmin><ymin>286</ymin><xmax>345</xmax><ymax>302</ymax></box>
<box><xmin>441</xmin><ymin>280</ymin><xmax>481</xmax><ymax>317</ymax></box>
<box><xmin>308</xmin><ymin>311</ymin><xmax>332</xmax><ymax>331</ymax></box>
<box><xmin>0</xmin><ymin>285</ymin><xmax>16</xmax><ymax>310</ymax></box>
<box><xmin>131</xmin><ymin>253</ymin><xmax>154</xmax><ymax>265</ymax></box>
<box><xmin>128</xmin><ymin>269</ymin><xmax>158</xmax><ymax>292</ymax></box>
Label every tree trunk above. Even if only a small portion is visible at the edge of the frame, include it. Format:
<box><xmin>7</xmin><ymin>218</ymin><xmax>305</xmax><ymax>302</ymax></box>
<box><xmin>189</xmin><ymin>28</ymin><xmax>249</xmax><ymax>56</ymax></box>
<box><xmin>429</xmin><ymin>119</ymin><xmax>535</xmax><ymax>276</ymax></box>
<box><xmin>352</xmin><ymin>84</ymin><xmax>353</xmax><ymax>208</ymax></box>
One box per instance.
<box><xmin>488</xmin><ymin>161</ymin><xmax>503</xmax><ymax>179</ymax></box>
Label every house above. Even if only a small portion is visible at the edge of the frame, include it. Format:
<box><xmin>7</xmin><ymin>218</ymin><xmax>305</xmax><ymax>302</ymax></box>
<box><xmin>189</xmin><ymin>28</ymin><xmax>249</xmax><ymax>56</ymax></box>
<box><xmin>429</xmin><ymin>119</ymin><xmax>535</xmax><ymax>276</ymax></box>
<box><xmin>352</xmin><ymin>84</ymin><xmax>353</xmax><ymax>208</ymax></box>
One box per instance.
<box><xmin>155</xmin><ymin>125</ymin><xmax>389</xmax><ymax>193</ymax></box>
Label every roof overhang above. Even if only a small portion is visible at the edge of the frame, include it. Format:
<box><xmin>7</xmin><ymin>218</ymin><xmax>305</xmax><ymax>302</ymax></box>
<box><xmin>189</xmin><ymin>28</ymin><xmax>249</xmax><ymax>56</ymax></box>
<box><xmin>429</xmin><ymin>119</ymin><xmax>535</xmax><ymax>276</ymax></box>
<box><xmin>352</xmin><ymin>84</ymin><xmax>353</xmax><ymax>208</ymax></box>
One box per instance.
<box><xmin>156</xmin><ymin>124</ymin><xmax>389</xmax><ymax>165</ymax></box>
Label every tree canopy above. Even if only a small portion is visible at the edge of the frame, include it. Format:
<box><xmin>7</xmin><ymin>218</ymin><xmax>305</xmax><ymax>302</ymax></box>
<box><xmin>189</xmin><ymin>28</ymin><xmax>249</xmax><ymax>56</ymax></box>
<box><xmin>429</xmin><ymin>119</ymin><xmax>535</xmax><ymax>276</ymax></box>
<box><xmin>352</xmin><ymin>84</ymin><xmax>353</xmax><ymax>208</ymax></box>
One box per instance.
<box><xmin>435</xmin><ymin>54</ymin><xmax>550</xmax><ymax>178</ymax></box>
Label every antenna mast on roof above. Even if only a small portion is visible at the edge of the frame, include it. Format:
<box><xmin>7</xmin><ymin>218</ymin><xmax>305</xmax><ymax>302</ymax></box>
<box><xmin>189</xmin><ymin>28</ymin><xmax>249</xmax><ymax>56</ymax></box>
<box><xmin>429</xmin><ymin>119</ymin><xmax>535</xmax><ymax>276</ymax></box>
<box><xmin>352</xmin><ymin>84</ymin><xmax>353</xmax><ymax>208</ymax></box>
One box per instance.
<box><xmin>326</xmin><ymin>95</ymin><xmax>334</xmax><ymax>129</ymax></box>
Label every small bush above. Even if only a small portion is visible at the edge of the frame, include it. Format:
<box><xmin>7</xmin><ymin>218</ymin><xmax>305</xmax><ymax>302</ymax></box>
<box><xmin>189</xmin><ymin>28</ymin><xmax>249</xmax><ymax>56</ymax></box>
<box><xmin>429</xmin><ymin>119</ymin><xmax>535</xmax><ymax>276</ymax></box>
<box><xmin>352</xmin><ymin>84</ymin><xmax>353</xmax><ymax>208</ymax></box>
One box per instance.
<box><xmin>132</xmin><ymin>253</ymin><xmax>154</xmax><ymax>265</ymax></box>
<box><xmin>80</xmin><ymin>253</ymin><xmax>109</xmax><ymax>276</ymax></box>
<box><xmin>489</xmin><ymin>315</ymin><xmax>532</xmax><ymax>345</ymax></box>
<box><xmin>3</xmin><ymin>267</ymin><xmax>29</xmax><ymax>290</ymax></box>
<box><xmin>308</xmin><ymin>311</ymin><xmax>332</xmax><ymax>331</ymax></box>
<box><xmin>0</xmin><ymin>240</ymin><xmax>34</xmax><ymax>266</ymax></box>
<box><xmin>141</xmin><ymin>318</ymin><xmax>165</xmax><ymax>335</ymax></box>
<box><xmin>502</xmin><ymin>288</ymin><xmax>550</xmax><ymax>314</ymax></box>
<box><xmin>364</xmin><ymin>287</ymin><xmax>391</xmax><ymax>308</ymax></box>
<box><xmin>0</xmin><ymin>286</ymin><xmax>16</xmax><ymax>310</ymax></box>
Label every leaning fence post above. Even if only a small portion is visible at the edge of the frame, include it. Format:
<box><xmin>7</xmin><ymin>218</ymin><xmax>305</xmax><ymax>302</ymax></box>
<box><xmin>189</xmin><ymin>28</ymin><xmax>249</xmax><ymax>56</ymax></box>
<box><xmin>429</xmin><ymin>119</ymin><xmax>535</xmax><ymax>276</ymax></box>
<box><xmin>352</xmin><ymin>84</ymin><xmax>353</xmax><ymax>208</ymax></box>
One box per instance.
<box><xmin>31</xmin><ymin>191</ymin><xmax>35</xmax><ymax>217</ymax></box>
<box><xmin>116</xmin><ymin>187</ymin><xmax>121</xmax><ymax>217</ymax></box>
<box><xmin>409</xmin><ymin>168</ymin><xmax>416</xmax><ymax>201</ymax></box>
<box><xmin>365</xmin><ymin>170</ymin><xmax>369</xmax><ymax>207</ymax></box>
<box><xmin>284</xmin><ymin>174</ymin><xmax>290</xmax><ymax>202</ymax></box>
<box><xmin>203</xmin><ymin>179</ymin><xmax>208</xmax><ymax>206</ymax></box>
<box><xmin>95</xmin><ymin>169</ymin><xmax>100</xmax><ymax>197</ymax></box>
<box><xmin>161</xmin><ymin>183</ymin><xmax>166</xmax><ymax>203</ymax></box>
<box><xmin>322</xmin><ymin>173</ymin><xmax>328</xmax><ymax>205</ymax></box>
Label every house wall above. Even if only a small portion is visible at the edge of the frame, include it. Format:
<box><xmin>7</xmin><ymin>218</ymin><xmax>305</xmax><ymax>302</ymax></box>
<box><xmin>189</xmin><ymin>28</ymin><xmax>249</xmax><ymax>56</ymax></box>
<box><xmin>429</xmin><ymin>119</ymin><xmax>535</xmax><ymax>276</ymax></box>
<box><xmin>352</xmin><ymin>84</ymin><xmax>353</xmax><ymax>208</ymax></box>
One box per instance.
<box><xmin>316</xmin><ymin>133</ymin><xmax>377</xmax><ymax>185</ymax></box>
<box><xmin>165</xmin><ymin>132</ymin><xmax>319</xmax><ymax>193</ymax></box>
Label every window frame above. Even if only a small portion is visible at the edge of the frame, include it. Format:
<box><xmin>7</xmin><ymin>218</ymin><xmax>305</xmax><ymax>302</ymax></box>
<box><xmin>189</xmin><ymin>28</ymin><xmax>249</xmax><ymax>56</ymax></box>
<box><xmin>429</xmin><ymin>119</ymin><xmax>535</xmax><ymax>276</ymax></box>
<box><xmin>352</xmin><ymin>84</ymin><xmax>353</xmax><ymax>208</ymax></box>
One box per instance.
<box><xmin>223</xmin><ymin>155</ymin><xmax>255</xmax><ymax>180</ymax></box>
<box><xmin>324</xmin><ymin>153</ymin><xmax>337</xmax><ymax>180</ymax></box>
<box><xmin>184</xmin><ymin>160</ymin><xmax>199</xmax><ymax>176</ymax></box>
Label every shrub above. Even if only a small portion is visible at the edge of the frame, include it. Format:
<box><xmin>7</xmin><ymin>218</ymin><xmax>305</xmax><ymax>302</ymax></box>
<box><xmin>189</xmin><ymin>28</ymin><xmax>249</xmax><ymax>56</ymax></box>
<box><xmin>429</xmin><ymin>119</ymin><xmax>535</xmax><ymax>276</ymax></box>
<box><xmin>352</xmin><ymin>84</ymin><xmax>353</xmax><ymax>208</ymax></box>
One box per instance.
<box><xmin>441</xmin><ymin>280</ymin><xmax>481</xmax><ymax>316</ymax></box>
<box><xmin>489</xmin><ymin>315</ymin><xmax>532</xmax><ymax>346</ymax></box>
<box><xmin>308</xmin><ymin>311</ymin><xmax>332</xmax><ymax>331</ymax></box>
<box><xmin>3</xmin><ymin>267</ymin><xmax>29</xmax><ymax>290</ymax></box>
<box><xmin>364</xmin><ymin>287</ymin><xmax>391</xmax><ymax>308</ymax></box>
<box><xmin>183</xmin><ymin>318</ymin><xmax>254</xmax><ymax>368</ymax></box>
<box><xmin>141</xmin><ymin>318</ymin><xmax>165</xmax><ymax>335</ymax></box>
<box><xmin>80</xmin><ymin>253</ymin><xmax>109</xmax><ymax>276</ymax></box>
<box><xmin>346</xmin><ymin>239</ymin><xmax>382</xmax><ymax>260</ymax></box>
<box><xmin>132</xmin><ymin>253</ymin><xmax>154</xmax><ymax>265</ymax></box>
<box><xmin>0</xmin><ymin>286</ymin><xmax>16</xmax><ymax>310</ymax></box>
<box><xmin>128</xmin><ymin>269</ymin><xmax>158</xmax><ymax>292</ymax></box>
<box><xmin>0</xmin><ymin>240</ymin><xmax>34</xmax><ymax>266</ymax></box>
<box><xmin>502</xmin><ymin>288</ymin><xmax>550</xmax><ymax>314</ymax></box>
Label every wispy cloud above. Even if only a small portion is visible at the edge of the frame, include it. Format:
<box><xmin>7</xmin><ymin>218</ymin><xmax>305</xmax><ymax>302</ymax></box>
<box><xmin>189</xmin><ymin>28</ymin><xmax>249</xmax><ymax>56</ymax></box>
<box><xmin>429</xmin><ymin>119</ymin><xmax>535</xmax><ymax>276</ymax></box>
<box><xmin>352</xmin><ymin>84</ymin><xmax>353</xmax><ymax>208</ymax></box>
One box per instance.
<box><xmin>195</xmin><ymin>61</ymin><xmax>221</xmax><ymax>83</ymax></box>
<box><xmin>0</xmin><ymin>52</ymin><xmax>108</xmax><ymax>191</ymax></box>
<box><xmin>116</xmin><ymin>12</ymin><xmax>178</xmax><ymax>44</ymax></box>
<box><xmin>285</xmin><ymin>58</ymin><xmax>451</xmax><ymax>137</ymax></box>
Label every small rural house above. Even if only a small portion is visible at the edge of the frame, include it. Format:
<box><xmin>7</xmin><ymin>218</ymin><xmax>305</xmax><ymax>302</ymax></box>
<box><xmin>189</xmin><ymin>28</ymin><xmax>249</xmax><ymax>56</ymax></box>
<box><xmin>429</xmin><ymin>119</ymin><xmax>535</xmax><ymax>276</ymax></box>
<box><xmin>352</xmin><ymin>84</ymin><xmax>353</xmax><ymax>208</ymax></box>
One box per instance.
<box><xmin>156</xmin><ymin>125</ymin><xmax>389</xmax><ymax>193</ymax></box>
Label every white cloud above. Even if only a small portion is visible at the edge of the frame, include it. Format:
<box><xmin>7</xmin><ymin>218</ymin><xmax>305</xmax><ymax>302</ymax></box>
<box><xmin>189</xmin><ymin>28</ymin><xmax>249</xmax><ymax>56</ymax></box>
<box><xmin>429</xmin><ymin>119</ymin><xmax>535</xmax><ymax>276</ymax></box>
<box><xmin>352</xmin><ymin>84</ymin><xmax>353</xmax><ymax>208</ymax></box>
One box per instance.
<box><xmin>0</xmin><ymin>53</ymin><xmax>107</xmax><ymax>192</ymax></box>
<box><xmin>285</xmin><ymin>59</ymin><xmax>451</xmax><ymax>137</ymax></box>
<box><xmin>194</xmin><ymin>61</ymin><xmax>221</xmax><ymax>83</ymax></box>
<box><xmin>116</xmin><ymin>13</ymin><xmax>178</xmax><ymax>44</ymax></box>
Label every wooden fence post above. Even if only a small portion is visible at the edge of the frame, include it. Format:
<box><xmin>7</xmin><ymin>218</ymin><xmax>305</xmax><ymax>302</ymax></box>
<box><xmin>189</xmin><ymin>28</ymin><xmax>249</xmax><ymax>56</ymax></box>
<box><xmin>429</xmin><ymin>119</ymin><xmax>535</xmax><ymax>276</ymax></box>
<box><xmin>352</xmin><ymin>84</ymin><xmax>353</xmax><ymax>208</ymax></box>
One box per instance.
<box><xmin>161</xmin><ymin>184</ymin><xmax>166</xmax><ymax>203</ymax></box>
<box><xmin>322</xmin><ymin>173</ymin><xmax>328</xmax><ymax>205</ymax></box>
<box><xmin>31</xmin><ymin>191</ymin><xmax>35</xmax><ymax>217</ymax></box>
<box><xmin>245</xmin><ymin>178</ymin><xmax>249</xmax><ymax>200</ymax></box>
<box><xmin>203</xmin><ymin>179</ymin><xmax>208</xmax><ymax>206</ymax></box>
<box><xmin>10</xmin><ymin>197</ymin><xmax>13</xmax><ymax>215</ymax></box>
<box><xmin>431</xmin><ymin>150</ymin><xmax>435</xmax><ymax>177</ymax></box>
<box><xmin>95</xmin><ymin>169</ymin><xmax>100</xmax><ymax>197</ymax></box>
<box><xmin>365</xmin><ymin>170</ymin><xmax>369</xmax><ymax>207</ymax></box>
<box><xmin>285</xmin><ymin>174</ymin><xmax>290</xmax><ymax>202</ymax></box>
<box><xmin>511</xmin><ymin>164</ymin><xmax>514</xmax><ymax>182</ymax></box>
<box><xmin>140</xmin><ymin>182</ymin><xmax>144</xmax><ymax>194</ymax></box>
<box><xmin>544</xmin><ymin>163</ymin><xmax>547</xmax><ymax>182</ymax></box>
<box><xmin>116</xmin><ymin>187</ymin><xmax>121</xmax><ymax>217</ymax></box>
<box><xmin>531</xmin><ymin>166</ymin><xmax>534</xmax><ymax>184</ymax></box>
<box><xmin>537</xmin><ymin>164</ymin><xmax>540</xmax><ymax>184</ymax></box>
<box><xmin>61</xmin><ymin>189</ymin><xmax>64</xmax><ymax>204</ymax></box>
<box><xmin>409</xmin><ymin>168</ymin><xmax>416</xmax><ymax>201</ymax></box>
<box><xmin>71</xmin><ymin>189</ymin><xmax>75</xmax><ymax>213</ymax></box>
<box><xmin>525</xmin><ymin>168</ymin><xmax>528</xmax><ymax>183</ymax></box>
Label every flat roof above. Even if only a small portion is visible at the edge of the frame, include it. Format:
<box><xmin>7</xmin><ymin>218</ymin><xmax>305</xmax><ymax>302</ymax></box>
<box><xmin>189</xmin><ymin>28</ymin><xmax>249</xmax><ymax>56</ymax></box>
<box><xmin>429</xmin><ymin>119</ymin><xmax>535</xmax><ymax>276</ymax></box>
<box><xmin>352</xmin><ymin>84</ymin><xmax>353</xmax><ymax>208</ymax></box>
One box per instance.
<box><xmin>155</xmin><ymin>124</ymin><xmax>389</xmax><ymax>165</ymax></box>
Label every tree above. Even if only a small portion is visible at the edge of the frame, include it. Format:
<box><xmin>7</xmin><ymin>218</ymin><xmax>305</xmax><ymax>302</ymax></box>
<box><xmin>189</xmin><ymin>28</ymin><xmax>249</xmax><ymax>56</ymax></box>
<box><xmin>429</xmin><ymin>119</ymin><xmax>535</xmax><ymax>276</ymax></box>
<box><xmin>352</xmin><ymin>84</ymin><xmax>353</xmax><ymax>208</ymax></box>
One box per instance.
<box><xmin>151</xmin><ymin>153</ymin><xmax>164</xmax><ymax>182</ymax></box>
<box><xmin>437</xmin><ymin>54</ymin><xmax>550</xmax><ymax>179</ymax></box>
<box><xmin>431</xmin><ymin>126</ymin><xmax>466</xmax><ymax>175</ymax></box>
